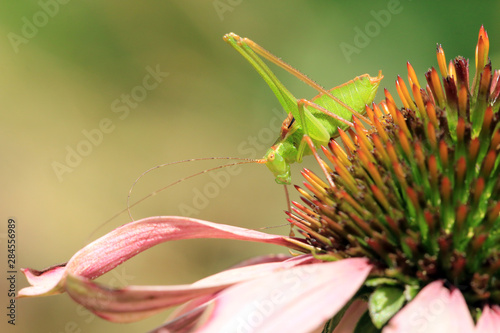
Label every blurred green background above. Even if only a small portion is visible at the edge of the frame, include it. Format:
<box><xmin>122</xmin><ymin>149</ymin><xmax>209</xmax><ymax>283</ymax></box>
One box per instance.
<box><xmin>1</xmin><ymin>1</ymin><xmax>499</xmax><ymax>332</ymax></box>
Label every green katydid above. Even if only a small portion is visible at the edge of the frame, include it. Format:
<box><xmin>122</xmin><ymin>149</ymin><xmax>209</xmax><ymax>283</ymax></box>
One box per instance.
<box><xmin>223</xmin><ymin>33</ymin><xmax>382</xmax><ymax>185</ymax></box>
<box><xmin>92</xmin><ymin>32</ymin><xmax>383</xmax><ymax>232</ymax></box>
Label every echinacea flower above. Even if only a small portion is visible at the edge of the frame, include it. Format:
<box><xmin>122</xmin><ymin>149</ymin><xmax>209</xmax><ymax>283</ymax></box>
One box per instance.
<box><xmin>20</xmin><ymin>26</ymin><xmax>500</xmax><ymax>332</ymax></box>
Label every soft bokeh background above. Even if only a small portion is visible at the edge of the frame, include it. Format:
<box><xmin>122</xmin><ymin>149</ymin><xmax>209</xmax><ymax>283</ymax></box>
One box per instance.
<box><xmin>1</xmin><ymin>1</ymin><xmax>499</xmax><ymax>332</ymax></box>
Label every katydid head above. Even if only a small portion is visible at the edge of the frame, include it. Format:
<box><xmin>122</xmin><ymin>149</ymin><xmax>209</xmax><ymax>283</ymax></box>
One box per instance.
<box><xmin>264</xmin><ymin>147</ymin><xmax>291</xmax><ymax>185</ymax></box>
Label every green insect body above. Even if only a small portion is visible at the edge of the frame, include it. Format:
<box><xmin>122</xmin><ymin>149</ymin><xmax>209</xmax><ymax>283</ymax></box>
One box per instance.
<box><xmin>224</xmin><ymin>33</ymin><xmax>383</xmax><ymax>184</ymax></box>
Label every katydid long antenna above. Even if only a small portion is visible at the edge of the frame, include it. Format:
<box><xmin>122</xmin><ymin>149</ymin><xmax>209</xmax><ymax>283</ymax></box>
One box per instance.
<box><xmin>86</xmin><ymin>99</ymin><xmax>364</xmax><ymax>243</ymax></box>
<box><xmin>126</xmin><ymin>157</ymin><xmax>267</xmax><ymax>221</ymax></box>
<box><xmin>86</xmin><ymin>157</ymin><xmax>266</xmax><ymax>243</ymax></box>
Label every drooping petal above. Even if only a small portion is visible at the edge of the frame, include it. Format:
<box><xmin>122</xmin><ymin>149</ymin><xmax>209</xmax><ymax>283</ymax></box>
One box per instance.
<box><xmin>19</xmin><ymin>216</ymin><xmax>298</xmax><ymax>298</ymax></box>
<box><xmin>65</xmin><ymin>274</ymin><xmax>226</xmax><ymax>323</ymax></box>
<box><xmin>383</xmin><ymin>280</ymin><xmax>475</xmax><ymax>333</ymax></box>
<box><xmin>475</xmin><ymin>305</ymin><xmax>500</xmax><ymax>333</ymax></box>
<box><xmin>64</xmin><ymin>255</ymin><xmax>317</xmax><ymax>323</ymax></box>
<box><xmin>65</xmin><ymin>216</ymin><xmax>298</xmax><ymax>279</ymax></box>
<box><xmin>18</xmin><ymin>264</ymin><xmax>66</xmax><ymax>297</ymax></box>
<box><xmin>195</xmin><ymin>258</ymin><xmax>372</xmax><ymax>333</ymax></box>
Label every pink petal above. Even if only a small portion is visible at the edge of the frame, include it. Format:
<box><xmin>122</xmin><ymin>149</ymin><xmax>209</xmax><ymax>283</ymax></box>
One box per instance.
<box><xmin>65</xmin><ymin>216</ymin><xmax>298</xmax><ymax>279</ymax></box>
<box><xmin>65</xmin><ymin>274</ymin><xmax>227</xmax><ymax>322</ymax></box>
<box><xmin>162</xmin><ymin>255</ymin><xmax>318</xmax><ymax>326</ymax></box>
<box><xmin>150</xmin><ymin>302</ymin><xmax>211</xmax><ymax>333</ymax></box>
<box><xmin>194</xmin><ymin>255</ymin><xmax>317</xmax><ymax>287</ymax></box>
<box><xmin>333</xmin><ymin>300</ymin><xmax>368</xmax><ymax>333</ymax></box>
<box><xmin>64</xmin><ymin>255</ymin><xmax>317</xmax><ymax>323</ymax></box>
<box><xmin>19</xmin><ymin>216</ymin><xmax>298</xmax><ymax>298</ymax></box>
<box><xmin>196</xmin><ymin>258</ymin><xmax>372</xmax><ymax>333</ymax></box>
<box><xmin>384</xmin><ymin>280</ymin><xmax>475</xmax><ymax>333</ymax></box>
<box><xmin>475</xmin><ymin>305</ymin><xmax>500</xmax><ymax>332</ymax></box>
<box><xmin>167</xmin><ymin>255</ymin><xmax>294</xmax><ymax>320</ymax></box>
<box><xmin>18</xmin><ymin>264</ymin><xmax>66</xmax><ymax>297</ymax></box>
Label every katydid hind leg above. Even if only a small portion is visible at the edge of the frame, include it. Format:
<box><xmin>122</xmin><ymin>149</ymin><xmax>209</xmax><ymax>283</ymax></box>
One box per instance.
<box><xmin>242</xmin><ymin>36</ymin><xmax>373</xmax><ymax>125</ymax></box>
<box><xmin>224</xmin><ymin>33</ymin><xmax>297</xmax><ymax>115</ymax></box>
<box><xmin>226</xmin><ymin>33</ymin><xmax>372</xmax><ymax>157</ymax></box>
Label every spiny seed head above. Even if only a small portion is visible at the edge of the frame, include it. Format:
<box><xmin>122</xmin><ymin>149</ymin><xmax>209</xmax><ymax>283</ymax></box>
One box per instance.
<box><xmin>291</xmin><ymin>25</ymin><xmax>500</xmax><ymax>307</ymax></box>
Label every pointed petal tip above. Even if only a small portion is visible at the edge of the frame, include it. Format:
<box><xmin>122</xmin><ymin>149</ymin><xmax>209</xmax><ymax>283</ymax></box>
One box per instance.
<box><xmin>18</xmin><ymin>264</ymin><xmax>67</xmax><ymax>297</ymax></box>
<box><xmin>384</xmin><ymin>281</ymin><xmax>474</xmax><ymax>333</ymax></box>
<box><xmin>476</xmin><ymin>305</ymin><xmax>500</xmax><ymax>333</ymax></box>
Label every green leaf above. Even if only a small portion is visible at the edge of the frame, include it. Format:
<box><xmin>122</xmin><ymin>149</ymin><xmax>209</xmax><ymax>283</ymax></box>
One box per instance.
<box><xmin>354</xmin><ymin>311</ymin><xmax>381</xmax><ymax>333</ymax></box>
<box><xmin>368</xmin><ymin>286</ymin><xmax>406</xmax><ymax>329</ymax></box>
